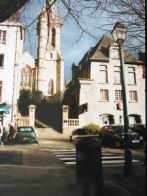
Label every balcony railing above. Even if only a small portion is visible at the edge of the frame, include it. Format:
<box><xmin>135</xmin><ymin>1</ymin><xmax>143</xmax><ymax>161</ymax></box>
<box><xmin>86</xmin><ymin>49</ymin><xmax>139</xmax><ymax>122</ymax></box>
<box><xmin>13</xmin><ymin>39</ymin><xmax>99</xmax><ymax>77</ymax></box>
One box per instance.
<box><xmin>68</xmin><ymin>119</ymin><xmax>79</xmax><ymax>127</ymax></box>
<box><xmin>16</xmin><ymin>116</ymin><xmax>29</xmax><ymax>127</ymax></box>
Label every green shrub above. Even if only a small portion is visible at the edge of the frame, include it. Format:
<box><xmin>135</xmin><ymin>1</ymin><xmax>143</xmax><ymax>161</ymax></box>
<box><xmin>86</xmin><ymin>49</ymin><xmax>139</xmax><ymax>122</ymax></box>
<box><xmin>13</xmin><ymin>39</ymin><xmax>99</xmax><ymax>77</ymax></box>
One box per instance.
<box><xmin>83</xmin><ymin>123</ymin><xmax>101</xmax><ymax>135</ymax></box>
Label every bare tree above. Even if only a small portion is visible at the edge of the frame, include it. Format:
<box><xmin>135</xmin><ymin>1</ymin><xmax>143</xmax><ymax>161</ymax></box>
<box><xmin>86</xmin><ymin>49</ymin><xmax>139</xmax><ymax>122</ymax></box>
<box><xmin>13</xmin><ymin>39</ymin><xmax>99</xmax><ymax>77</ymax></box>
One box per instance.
<box><xmin>58</xmin><ymin>0</ymin><xmax>145</xmax><ymax>51</ymax></box>
<box><xmin>20</xmin><ymin>0</ymin><xmax>145</xmax><ymax>53</ymax></box>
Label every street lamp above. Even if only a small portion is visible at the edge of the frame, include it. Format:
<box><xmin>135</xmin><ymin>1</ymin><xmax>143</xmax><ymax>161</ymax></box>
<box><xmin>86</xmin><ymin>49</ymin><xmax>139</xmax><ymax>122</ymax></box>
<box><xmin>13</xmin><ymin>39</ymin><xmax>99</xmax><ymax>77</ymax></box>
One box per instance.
<box><xmin>112</xmin><ymin>22</ymin><xmax>134</xmax><ymax>176</ymax></box>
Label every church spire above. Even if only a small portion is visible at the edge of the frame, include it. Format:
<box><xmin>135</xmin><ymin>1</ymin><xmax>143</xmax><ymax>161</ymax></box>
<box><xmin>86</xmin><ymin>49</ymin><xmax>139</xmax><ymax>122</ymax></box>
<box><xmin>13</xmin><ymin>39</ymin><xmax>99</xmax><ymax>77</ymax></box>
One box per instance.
<box><xmin>46</xmin><ymin>0</ymin><xmax>57</xmax><ymax>19</ymax></box>
<box><xmin>36</xmin><ymin>0</ymin><xmax>64</xmax><ymax>96</ymax></box>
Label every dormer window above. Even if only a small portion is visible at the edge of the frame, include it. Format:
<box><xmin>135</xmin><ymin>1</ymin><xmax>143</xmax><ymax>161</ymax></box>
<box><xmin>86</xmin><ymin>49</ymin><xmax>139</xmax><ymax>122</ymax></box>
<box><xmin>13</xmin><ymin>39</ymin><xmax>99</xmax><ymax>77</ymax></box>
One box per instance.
<box><xmin>99</xmin><ymin>65</ymin><xmax>108</xmax><ymax>83</ymax></box>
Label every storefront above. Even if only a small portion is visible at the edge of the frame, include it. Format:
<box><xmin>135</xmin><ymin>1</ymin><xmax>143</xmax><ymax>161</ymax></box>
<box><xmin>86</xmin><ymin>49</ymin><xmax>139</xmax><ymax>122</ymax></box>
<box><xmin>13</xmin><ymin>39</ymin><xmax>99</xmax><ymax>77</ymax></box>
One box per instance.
<box><xmin>0</xmin><ymin>103</ymin><xmax>11</xmax><ymax>126</ymax></box>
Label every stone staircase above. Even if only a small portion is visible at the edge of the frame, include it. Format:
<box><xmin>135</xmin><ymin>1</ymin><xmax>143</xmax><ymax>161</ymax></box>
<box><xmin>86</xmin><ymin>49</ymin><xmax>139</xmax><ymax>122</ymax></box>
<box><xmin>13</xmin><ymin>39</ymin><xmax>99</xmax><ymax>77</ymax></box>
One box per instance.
<box><xmin>35</xmin><ymin>119</ymin><xmax>68</xmax><ymax>140</ymax></box>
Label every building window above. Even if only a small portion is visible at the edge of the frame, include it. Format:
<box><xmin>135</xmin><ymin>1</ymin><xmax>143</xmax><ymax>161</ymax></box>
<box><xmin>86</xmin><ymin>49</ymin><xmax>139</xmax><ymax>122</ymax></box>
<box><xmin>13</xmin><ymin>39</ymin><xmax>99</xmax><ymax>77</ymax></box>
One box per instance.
<box><xmin>0</xmin><ymin>54</ymin><xmax>4</xmax><ymax>68</ymax></box>
<box><xmin>114</xmin><ymin>66</ymin><xmax>121</xmax><ymax>84</ymax></box>
<box><xmin>129</xmin><ymin>90</ymin><xmax>137</xmax><ymax>102</ymax></box>
<box><xmin>128</xmin><ymin>67</ymin><xmax>136</xmax><ymax>85</ymax></box>
<box><xmin>0</xmin><ymin>81</ymin><xmax>2</xmax><ymax>102</ymax></box>
<box><xmin>142</xmin><ymin>66</ymin><xmax>145</xmax><ymax>78</ymax></box>
<box><xmin>20</xmin><ymin>66</ymin><xmax>31</xmax><ymax>88</ymax></box>
<box><xmin>0</xmin><ymin>30</ymin><xmax>6</xmax><ymax>44</ymax></box>
<box><xmin>99</xmin><ymin>65</ymin><xmax>108</xmax><ymax>83</ymax></box>
<box><xmin>115</xmin><ymin>90</ymin><xmax>122</xmax><ymax>100</ymax></box>
<box><xmin>26</xmin><ymin>69</ymin><xmax>31</xmax><ymax>86</ymax></box>
<box><xmin>100</xmin><ymin>89</ymin><xmax>109</xmax><ymax>101</ymax></box>
<box><xmin>48</xmin><ymin>79</ymin><xmax>54</xmax><ymax>95</ymax></box>
<box><xmin>20</xmin><ymin>68</ymin><xmax>25</xmax><ymax>86</ymax></box>
<box><xmin>51</xmin><ymin>28</ymin><xmax>56</xmax><ymax>48</ymax></box>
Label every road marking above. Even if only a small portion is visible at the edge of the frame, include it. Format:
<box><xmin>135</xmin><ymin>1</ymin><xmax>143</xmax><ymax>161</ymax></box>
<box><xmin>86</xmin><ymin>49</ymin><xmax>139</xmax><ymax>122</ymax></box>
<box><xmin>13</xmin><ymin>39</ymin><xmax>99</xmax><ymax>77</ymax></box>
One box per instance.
<box><xmin>59</xmin><ymin>156</ymin><xmax>125</xmax><ymax>161</ymax></box>
<box><xmin>50</xmin><ymin>149</ymin><xmax>142</xmax><ymax>167</ymax></box>
<box><xmin>0</xmin><ymin>164</ymin><xmax>65</xmax><ymax>170</ymax></box>
<box><xmin>50</xmin><ymin>149</ymin><xmax>76</xmax><ymax>152</ymax></box>
<box><xmin>53</xmin><ymin>152</ymin><xmax>76</xmax><ymax>155</ymax></box>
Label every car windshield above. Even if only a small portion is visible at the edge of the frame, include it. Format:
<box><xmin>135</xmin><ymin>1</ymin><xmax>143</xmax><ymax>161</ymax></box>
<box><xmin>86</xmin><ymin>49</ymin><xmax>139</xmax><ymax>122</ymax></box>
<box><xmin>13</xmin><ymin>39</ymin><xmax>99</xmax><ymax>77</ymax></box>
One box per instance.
<box><xmin>113</xmin><ymin>126</ymin><xmax>125</xmax><ymax>133</ymax></box>
<box><xmin>18</xmin><ymin>127</ymin><xmax>34</xmax><ymax>132</ymax></box>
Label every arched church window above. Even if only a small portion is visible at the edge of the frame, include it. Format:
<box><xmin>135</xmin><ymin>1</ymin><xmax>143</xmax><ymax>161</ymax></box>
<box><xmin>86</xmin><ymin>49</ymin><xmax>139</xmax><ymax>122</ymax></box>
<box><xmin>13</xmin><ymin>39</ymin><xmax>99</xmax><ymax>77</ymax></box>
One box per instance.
<box><xmin>20</xmin><ymin>66</ymin><xmax>31</xmax><ymax>88</ymax></box>
<box><xmin>25</xmin><ymin>67</ymin><xmax>31</xmax><ymax>86</ymax></box>
<box><xmin>51</xmin><ymin>28</ymin><xmax>56</xmax><ymax>48</ymax></box>
<box><xmin>20</xmin><ymin>68</ymin><xmax>25</xmax><ymax>86</ymax></box>
<box><xmin>48</xmin><ymin>79</ymin><xmax>54</xmax><ymax>95</ymax></box>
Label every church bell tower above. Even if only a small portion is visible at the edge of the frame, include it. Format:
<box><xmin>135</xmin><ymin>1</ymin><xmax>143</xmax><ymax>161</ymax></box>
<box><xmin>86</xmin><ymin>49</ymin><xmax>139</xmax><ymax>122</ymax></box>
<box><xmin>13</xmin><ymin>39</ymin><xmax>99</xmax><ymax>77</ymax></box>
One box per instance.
<box><xmin>37</xmin><ymin>0</ymin><xmax>64</xmax><ymax>97</ymax></box>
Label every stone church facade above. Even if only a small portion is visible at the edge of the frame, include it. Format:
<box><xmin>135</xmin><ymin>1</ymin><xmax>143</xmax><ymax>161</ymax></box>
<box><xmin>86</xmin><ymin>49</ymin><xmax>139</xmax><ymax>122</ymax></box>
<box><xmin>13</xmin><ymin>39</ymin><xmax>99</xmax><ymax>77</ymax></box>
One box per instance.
<box><xmin>36</xmin><ymin>3</ymin><xmax>64</xmax><ymax>97</ymax></box>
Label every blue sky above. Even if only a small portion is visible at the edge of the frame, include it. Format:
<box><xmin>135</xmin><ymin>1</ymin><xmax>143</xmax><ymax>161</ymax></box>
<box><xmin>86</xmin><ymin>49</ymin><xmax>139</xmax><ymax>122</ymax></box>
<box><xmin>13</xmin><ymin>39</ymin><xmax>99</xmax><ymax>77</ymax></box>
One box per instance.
<box><xmin>22</xmin><ymin>0</ymin><xmax>107</xmax><ymax>81</ymax></box>
<box><xmin>21</xmin><ymin>0</ymin><xmax>144</xmax><ymax>82</ymax></box>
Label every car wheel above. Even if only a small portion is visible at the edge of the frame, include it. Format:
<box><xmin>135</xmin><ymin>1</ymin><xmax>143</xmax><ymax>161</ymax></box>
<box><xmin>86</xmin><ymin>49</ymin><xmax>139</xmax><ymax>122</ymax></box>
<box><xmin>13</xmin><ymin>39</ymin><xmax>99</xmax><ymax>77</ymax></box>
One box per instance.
<box><xmin>115</xmin><ymin>141</ymin><xmax>121</xmax><ymax>148</ymax></box>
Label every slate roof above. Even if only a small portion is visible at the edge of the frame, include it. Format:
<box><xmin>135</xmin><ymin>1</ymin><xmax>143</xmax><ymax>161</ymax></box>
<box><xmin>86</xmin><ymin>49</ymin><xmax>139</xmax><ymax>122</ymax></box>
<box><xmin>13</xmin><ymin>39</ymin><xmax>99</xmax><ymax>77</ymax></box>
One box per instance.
<box><xmin>79</xmin><ymin>35</ymin><xmax>144</xmax><ymax>65</ymax></box>
<box><xmin>7</xmin><ymin>12</ymin><xmax>21</xmax><ymax>22</ymax></box>
<box><xmin>90</xmin><ymin>36</ymin><xmax>110</xmax><ymax>61</ymax></box>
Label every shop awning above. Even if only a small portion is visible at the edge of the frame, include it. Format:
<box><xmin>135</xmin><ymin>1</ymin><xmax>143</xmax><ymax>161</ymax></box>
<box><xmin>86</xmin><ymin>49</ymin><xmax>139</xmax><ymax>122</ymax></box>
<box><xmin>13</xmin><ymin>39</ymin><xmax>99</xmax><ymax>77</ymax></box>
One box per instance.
<box><xmin>0</xmin><ymin>104</ymin><xmax>11</xmax><ymax>112</ymax></box>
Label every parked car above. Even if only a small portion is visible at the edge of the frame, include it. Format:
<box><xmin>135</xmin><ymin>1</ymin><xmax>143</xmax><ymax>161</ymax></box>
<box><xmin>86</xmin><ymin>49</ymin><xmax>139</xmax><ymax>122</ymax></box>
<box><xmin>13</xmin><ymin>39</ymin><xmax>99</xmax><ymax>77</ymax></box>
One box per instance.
<box><xmin>14</xmin><ymin>126</ymin><xmax>37</xmax><ymax>144</ymax></box>
<box><xmin>72</xmin><ymin>128</ymin><xmax>86</xmax><ymax>135</ymax></box>
<box><xmin>129</xmin><ymin>124</ymin><xmax>146</xmax><ymax>141</ymax></box>
<box><xmin>70</xmin><ymin>126</ymin><xmax>99</xmax><ymax>141</ymax></box>
<box><xmin>99</xmin><ymin>125</ymin><xmax>144</xmax><ymax>148</ymax></box>
<box><xmin>70</xmin><ymin>128</ymin><xmax>87</xmax><ymax>141</ymax></box>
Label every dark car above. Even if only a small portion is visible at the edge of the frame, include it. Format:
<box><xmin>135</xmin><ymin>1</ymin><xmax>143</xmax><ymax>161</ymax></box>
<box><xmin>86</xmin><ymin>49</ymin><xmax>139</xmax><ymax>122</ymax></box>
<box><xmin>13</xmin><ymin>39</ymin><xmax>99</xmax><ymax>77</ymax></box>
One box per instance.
<box><xmin>99</xmin><ymin>125</ymin><xmax>144</xmax><ymax>148</ymax></box>
<box><xmin>70</xmin><ymin>128</ymin><xmax>87</xmax><ymax>141</ymax></box>
<box><xmin>14</xmin><ymin>126</ymin><xmax>37</xmax><ymax>144</ymax></box>
<box><xmin>129</xmin><ymin>124</ymin><xmax>146</xmax><ymax>141</ymax></box>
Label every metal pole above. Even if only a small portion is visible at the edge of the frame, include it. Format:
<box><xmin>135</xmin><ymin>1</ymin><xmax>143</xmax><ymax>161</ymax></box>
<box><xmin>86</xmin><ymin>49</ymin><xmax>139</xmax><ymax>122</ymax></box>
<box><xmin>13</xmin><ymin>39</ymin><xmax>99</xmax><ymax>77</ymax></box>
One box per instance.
<box><xmin>11</xmin><ymin>27</ymin><xmax>18</xmax><ymax>123</ymax></box>
<box><xmin>118</xmin><ymin>44</ymin><xmax>134</xmax><ymax>176</ymax></box>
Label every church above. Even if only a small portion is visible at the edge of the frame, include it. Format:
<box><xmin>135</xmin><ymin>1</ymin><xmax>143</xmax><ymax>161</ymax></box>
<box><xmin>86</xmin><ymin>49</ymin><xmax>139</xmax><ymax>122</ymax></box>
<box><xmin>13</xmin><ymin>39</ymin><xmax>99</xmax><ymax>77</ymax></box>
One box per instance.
<box><xmin>36</xmin><ymin>3</ymin><xmax>64</xmax><ymax>97</ymax></box>
<box><xmin>0</xmin><ymin>1</ymin><xmax>65</xmax><ymax>129</ymax></box>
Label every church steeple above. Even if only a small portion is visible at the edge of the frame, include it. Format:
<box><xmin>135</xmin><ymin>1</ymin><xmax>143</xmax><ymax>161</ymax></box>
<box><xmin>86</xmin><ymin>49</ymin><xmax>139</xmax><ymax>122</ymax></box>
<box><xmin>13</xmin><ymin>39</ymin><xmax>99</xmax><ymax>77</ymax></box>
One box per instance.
<box><xmin>36</xmin><ymin>1</ymin><xmax>64</xmax><ymax>96</ymax></box>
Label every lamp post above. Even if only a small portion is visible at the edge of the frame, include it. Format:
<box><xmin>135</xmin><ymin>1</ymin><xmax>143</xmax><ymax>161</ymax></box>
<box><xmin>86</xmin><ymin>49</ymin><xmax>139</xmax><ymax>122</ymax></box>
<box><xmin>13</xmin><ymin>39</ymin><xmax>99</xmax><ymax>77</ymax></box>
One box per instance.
<box><xmin>112</xmin><ymin>22</ymin><xmax>134</xmax><ymax>176</ymax></box>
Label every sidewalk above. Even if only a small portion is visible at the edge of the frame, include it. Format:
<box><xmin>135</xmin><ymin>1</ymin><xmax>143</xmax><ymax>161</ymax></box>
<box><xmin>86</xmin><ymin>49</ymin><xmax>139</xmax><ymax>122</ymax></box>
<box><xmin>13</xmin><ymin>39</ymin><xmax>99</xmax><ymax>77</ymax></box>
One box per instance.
<box><xmin>103</xmin><ymin>165</ymin><xmax>146</xmax><ymax>196</ymax></box>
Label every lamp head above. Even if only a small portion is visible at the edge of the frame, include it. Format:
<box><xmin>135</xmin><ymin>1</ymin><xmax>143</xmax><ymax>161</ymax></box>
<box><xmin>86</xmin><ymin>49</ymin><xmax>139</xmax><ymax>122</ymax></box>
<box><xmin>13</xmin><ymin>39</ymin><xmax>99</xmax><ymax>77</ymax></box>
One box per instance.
<box><xmin>112</xmin><ymin>22</ymin><xmax>127</xmax><ymax>45</ymax></box>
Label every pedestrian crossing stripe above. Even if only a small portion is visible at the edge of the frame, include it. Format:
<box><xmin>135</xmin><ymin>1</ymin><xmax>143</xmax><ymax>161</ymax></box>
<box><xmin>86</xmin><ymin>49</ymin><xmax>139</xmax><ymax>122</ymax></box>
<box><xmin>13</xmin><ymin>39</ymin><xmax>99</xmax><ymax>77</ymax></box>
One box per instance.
<box><xmin>63</xmin><ymin>159</ymin><xmax>140</xmax><ymax>165</ymax></box>
<box><xmin>49</xmin><ymin>149</ymin><xmax>142</xmax><ymax>167</ymax></box>
<box><xmin>50</xmin><ymin>149</ymin><xmax>76</xmax><ymax>152</ymax></box>
<box><xmin>59</xmin><ymin>156</ymin><xmax>124</xmax><ymax>161</ymax></box>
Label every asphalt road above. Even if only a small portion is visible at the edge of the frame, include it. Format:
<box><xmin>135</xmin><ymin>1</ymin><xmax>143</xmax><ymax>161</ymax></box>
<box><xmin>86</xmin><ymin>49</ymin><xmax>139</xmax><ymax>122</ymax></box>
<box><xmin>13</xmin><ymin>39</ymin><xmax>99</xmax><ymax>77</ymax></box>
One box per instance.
<box><xmin>0</xmin><ymin>140</ymin><xmax>145</xmax><ymax>196</ymax></box>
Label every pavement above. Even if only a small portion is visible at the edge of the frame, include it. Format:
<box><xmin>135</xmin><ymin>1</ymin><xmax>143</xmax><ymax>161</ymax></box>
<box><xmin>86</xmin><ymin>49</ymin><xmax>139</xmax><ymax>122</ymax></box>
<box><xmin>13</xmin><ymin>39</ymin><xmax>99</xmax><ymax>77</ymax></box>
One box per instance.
<box><xmin>0</xmin><ymin>128</ymin><xmax>146</xmax><ymax>196</ymax></box>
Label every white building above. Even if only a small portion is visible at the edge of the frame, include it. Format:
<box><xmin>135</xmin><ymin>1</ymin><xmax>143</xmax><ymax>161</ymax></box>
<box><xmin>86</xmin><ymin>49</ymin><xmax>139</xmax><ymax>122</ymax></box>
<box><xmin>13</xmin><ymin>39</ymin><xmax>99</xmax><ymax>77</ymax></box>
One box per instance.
<box><xmin>36</xmin><ymin>3</ymin><xmax>64</xmax><ymax>97</ymax></box>
<box><xmin>63</xmin><ymin>36</ymin><xmax>145</xmax><ymax>133</ymax></box>
<box><xmin>0</xmin><ymin>14</ymin><xmax>24</xmax><ymax>126</ymax></box>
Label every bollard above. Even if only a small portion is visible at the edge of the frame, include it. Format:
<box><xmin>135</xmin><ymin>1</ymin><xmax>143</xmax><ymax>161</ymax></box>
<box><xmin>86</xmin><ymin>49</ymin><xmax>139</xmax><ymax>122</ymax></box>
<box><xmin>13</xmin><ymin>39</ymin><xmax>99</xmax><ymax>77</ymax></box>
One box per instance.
<box><xmin>75</xmin><ymin>136</ymin><xmax>103</xmax><ymax>195</ymax></box>
<box><xmin>124</xmin><ymin>149</ymin><xmax>135</xmax><ymax>176</ymax></box>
